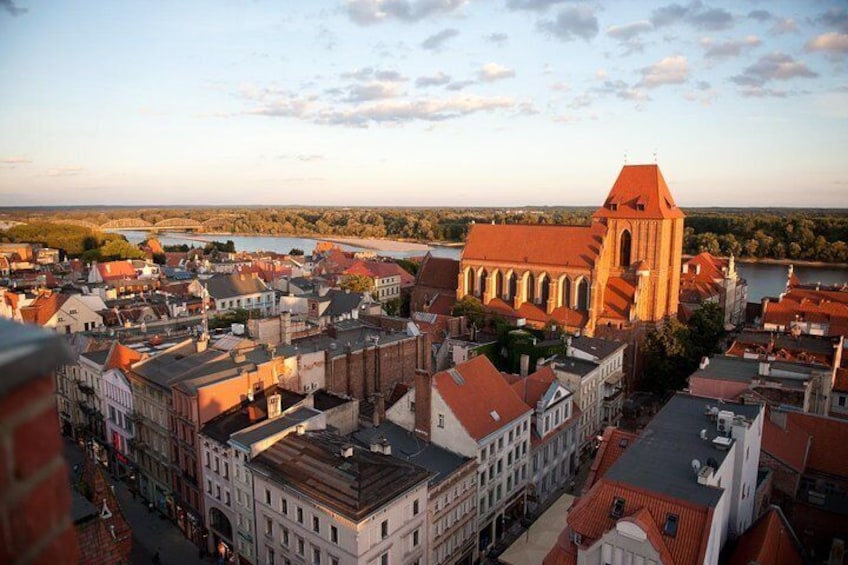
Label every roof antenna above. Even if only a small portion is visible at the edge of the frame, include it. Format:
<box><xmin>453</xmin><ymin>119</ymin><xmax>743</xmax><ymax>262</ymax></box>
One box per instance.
<box><xmin>653</xmin><ymin>148</ymin><xmax>658</xmax><ymax>163</ymax></box>
<box><xmin>623</xmin><ymin>151</ymin><xmax>628</xmax><ymax>164</ymax></box>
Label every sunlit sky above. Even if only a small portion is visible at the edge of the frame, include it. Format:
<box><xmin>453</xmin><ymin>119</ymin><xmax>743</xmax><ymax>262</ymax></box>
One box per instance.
<box><xmin>1</xmin><ymin>0</ymin><xmax>846</xmax><ymax>207</ymax></box>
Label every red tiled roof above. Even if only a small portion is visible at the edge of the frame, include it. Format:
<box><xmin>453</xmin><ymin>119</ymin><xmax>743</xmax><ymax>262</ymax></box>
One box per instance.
<box><xmin>543</xmin><ymin>525</ymin><xmax>579</xmax><ymax>565</ymax></box>
<box><xmin>511</xmin><ymin>366</ymin><xmax>557</xmax><ymax>407</ymax></box>
<box><xmin>762</xmin><ymin>287</ymin><xmax>848</xmax><ymax>337</ymax></box>
<box><xmin>728</xmin><ymin>507</ymin><xmax>803</xmax><ymax>565</ymax></box>
<box><xmin>834</xmin><ymin>368</ymin><xmax>848</xmax><ymax>393</ymax></box>
<box><xmin>434</xmin><ymin>355</ymin><xmax>532</xmax><ymax>441</ymax></box>
<box><xmin>462</xmin><ymin>222</ymin><xmax>607</xmax><ymax>269</ymax></box>
<box><xmin>682</xmin><ymin>252</ymin><xmax>726</xmax><ymax>282</ymax></box>
<box><xmin>141</xmin><ymin>238</ymin><xmax>164</xmax><ymax>255</ymax></box>
<box><xmin>417</xmin><ymin>255</ymin><xmax>459</xmax><ymax>290</ymax></box>
<box><xmin>97</xmin><ymin>260</ymin><xmax>137</xmax><ymax>281</ymax></box>
<box><xmin>77</xmin><ymin>454</ymin><xmax>132</xmax><ymax>563</ymax></box>
<box><xmin>428</xmin><ymin>294</ymin><xmax>457</xmax><ymax>316</ymax></box>
<box><xmin>19</xmin><ymin>291</ymin><xmax>68</xmax><ymax>326</ymax></box>
<box><xmin>567</xmin><ymin>478</ymin><xmax>713</xmax><ymax>565</ymax></box>
<box><xmin>484</xmin><ymin>298</ymin><xmax>589</xmax><ymax>329</ymax></box>
<box><xmin>592</xmin><ymin>164</ymin><xmax>685</xmax><ymax>220</ymax></box>
<box><xmin>761</xmin><ymin>417</ymin><xmax>810</xmax><ymax>473</ymax></box>
<box><xmin>786</xmin><ymin>411</ymin><xmax>848</xmax><ymax>477</ymax></box>
<box><xmin>584</xmin><ymin>427</ymin><xmax>639</xmax><ymax>492</ymax></box>
<box><xmin>601</xmin><ymin>277</ymin><xmax>635</xmax><ymax>321</ymax></box>
<box><xmin>106</xmin><ymin>343</ymin><xmax>143</xmax><ymax>372</ymax></box>
<box><xmin>621</xmin><ymin>508</ymin><xmax>675</xmax><ymax>565</ymax></box>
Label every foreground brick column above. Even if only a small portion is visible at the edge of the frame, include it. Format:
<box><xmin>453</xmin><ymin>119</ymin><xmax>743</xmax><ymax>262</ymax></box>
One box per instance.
<box><xmin>0</xmin><ymin>320</ymin><xmax>75</xmax><ymax>564</ymax></box>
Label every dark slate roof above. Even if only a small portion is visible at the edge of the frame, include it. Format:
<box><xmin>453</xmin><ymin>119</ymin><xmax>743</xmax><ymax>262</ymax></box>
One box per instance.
<box><xmin>570</xmin><ymin>335</ymin><xmax>626</xmax><ymax>359</ymax></box>
<box><xmin>70</xmin><ymin>489</ymin><xmax>99</xmax><ymax>523</ymax></box>
<box><xmin>692</xmin><ymin>355</ymin><xmax>817</xmax><ymax>384</ymax></box>
<box><xmin>352</xmin><ymin>421</ymin><xmax>471</xmax><ymax>486</ymax></box>
<box><xmin>206</xmin><ymin>273</ymin><xmax>270</xmax><ymax>299</ymax></box>
<box><xmin>200</xmin><ymin>387</ymin><xmax>307</xmax><ymax>445</ymax></box>
<box><xmin>734</xmin><ymin>330</ymin><xmax>837</xmax><ymax>356</ymax></box>
<box><xmin>605</xmin><ymin>394</ymin><xmax>761</xmax><ymax>508</ymax></box>
<box><xmin>80</xmin><ymin>348</ymin><xmax>111</xmax><ymax>366</ymax></box>
<box><xmin>326</xmin><ymin>289</ymin><xmax>365</xmax><ymax>317</ymax></box>
<box><xmin>249</xmin><ymin>429</ymin><xmax>432</xmax><ymax>522</ymax></box>
<box><xmin>0</xmin><ymin>318</ymin><xmax>72</xmax><ymax>398</ymax></box>
<box><xmin>551</xmin><ymin>355</ymin><xmax>600</xmax><ymax>378</ymax></box>
<box><xmin>131</xmin><ymin>340</ymin><xmax>255</xmax><ymax>389</ymax></box>
<box><xmin>275</xmin><ymin>323</ymin><xmax>412</xmax><ymax>359</ymax></box>
<box><xmin>229</xmin><ymin>407</ymin><xmax>320</xmax><ymax>447</ymax></box>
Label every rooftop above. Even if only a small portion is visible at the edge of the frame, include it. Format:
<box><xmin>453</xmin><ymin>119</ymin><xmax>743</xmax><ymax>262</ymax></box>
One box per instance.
<box><xmin>592</xmin><ymin>164</ymin><xmax>685</xmax><ymax>220</ymax></box>
<box><xmin>200</xmin><ymin>387</ymin><xmax>307</xmax><ymax>445</ymax></box>
<box><xmin>249</xmin><ymin>430</ymin><xmax>432</xmax><ymax>522</ymax></box>
<box><xmin>605</xmin><ymin>394</ymin><xmax>761</xmax><ymax>508</ymax></box>
<box><xmin>229</xmin><ymin>406</ymin><xmax>320</xmax><ymax>448</ymax></box>
<box><xmin>416</xmin><ymin>254</ymin><xmax>459</xmax><ymax>291</ymax></box>
<box><xmin>551</xmin><ymin>356</ymin><xmax>601</xmax><ymax>378</ymax></box>
<box><xmin>570</xmin><ymin>335</ymin><xmax>626</xmax><ymax>360</ymax></box>
<box><xmin>205</xmin><ymin>272</ymin><xmax>270</xmax><ymax>299</ymax></box>
<box><xmin>353</xmin><ymin>421</ymin><xmax>471</xmax><ymax>486</ymax></box>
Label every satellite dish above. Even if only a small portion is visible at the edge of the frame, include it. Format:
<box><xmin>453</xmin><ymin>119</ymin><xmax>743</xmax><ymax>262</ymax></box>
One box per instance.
<box><xmin>691</xmin><ymin>459</ymin><xmax>701</xmax><ymax>474</ymax></box>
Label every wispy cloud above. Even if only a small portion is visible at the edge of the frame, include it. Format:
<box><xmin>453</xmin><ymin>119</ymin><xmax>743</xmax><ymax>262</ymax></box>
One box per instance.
<box><xmin>638</xmin><ymin>55</ymin><xmax>689</xmax><ymax>88</ymax></box>
<box><xmin>0</xmin><ymin>156</ymin><xmax>32</xmax><ymax>164</ymax></box>
<box><xmin>416</xmin><ymin>72</ymin><xmax>452</xmax><ymax>87</ymax></box>
<box><xmin>485</xmin><ymin>32</ymin><xmax>509</xmax><ymax>46</ymax></box>
<box><xmin>538</xmin><ymin>6</ymin><xmax>599</xmax><ymax>42</ymax></box>
<box><xmin>421</xmin><ymin>28</ymin><xmax>459</xmax><ymax>50</ymax></box>
<box><xmin>279</xmin><ymin>154</ymin><xmax>324</xmax><ymax>162</ymax></box>
<box><xmin>815</xmin><ymin>7</ymin><xmax>848</xmax><ymax>34</ymax></box>
<box><xmin>770</xmin><ymin>18</ymin><xmax>797</xmax><ymax>35</ymax></box>
<box><xmin>478</xmin><ymin>63</ymin><xmax>515</xmax><ymax>82</ymax></box>
<box><xmin>747</xmin><ymin>10</ymin><xmax>772</xmax><ymax>23</ymax></box>
<box><xmin>731</xmin><ymin>52</ymin><xmax>818</xmax><ymax>87</ymax></box>
<box><xmin>345</xmin><ymin>82</ymin><xmax>404</xmax><ymax>102</ymax></box>
<box><xmin>651</xmin><ymin>1</ymin><xmax>733</xmax><ymax>31</ymax></box>
<box><xmin>341</xmin><ymin>68</ymin><xmax>406</xmax><ymax>82</ymax></box>
<box><xmin>607</xmin><ymin>20</ymin><xmax>653</xmax><ymax>54</ymax></box>
<box><xmin>806</xmin><ymin>32</ymin><xmax>848</xmax><ymax>55</ymax></box>
<box><xmin>0</xmin><ymin>0</ymin><xmax>27</xmax><ymax>16</ymax></box>
<box><xmin>47</xmin><ymin>167</ymin><xmax>84</xmax><ymax>177</ymax></box>
<box><xmin>506</xmin><ymin>0</ymin><xmax>568</xmax><ymax>11</ymax></box>
<box><xmin>344</xmin><ymin>0</ymin><xmax>468</xmax><ymax>25</ymax></box>
<box><xmin>700</xmin><ymin>35</ymin><xmax>761</xmax><ymax>60</ymax></box>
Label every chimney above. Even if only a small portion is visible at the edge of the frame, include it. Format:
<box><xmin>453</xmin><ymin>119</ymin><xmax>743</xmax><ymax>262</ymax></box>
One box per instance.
<box><xmin>340</xmin><ymin>443</ymin><xmax>354</xmax><ymax>458</ymax></box>
<box><xmin>247</xmin><ymin>405</ymin><xmax>260</xmax><ymax>422</ymax></box>
<box><xmin>414</xmin><ymin>369</ymin><xmax>431</xmax><ymax>442</ymax></box>
<box><xmin>520</xmin><ymin>354</ymin><xmax>530</xmax><ymax>377</ymax></box>
<box><xmin>372</xmin><ymin>393</ymin><xmax>385</xmax><ymax>427</ymax></box>
<box><xmin>758</xmin><ymin>361</ymin><xmax>770</xmax><ymax>377</ymax></box>
<box><xmin>695</xmin><ymin>264</ymin><xmax>701</xmax><ymax>275</ymax></box>
<box><xmin>699</xmin><ymin>356</ymin><xmax>709</xmax><ymax>370</ymax></box>
<box><xmin>370</xmin><ymin>436</ymin><xmax>392</xmax><ymax>455</ymax></box>
<box><xmin>267</xmin><ymin>393</ymin><xmax>281</xmax><ymax>419</ymax></box>
<box><xmin>769</xmin><ymin>408</ymin><xmax>787</xmax><ymax>430</ymax></box>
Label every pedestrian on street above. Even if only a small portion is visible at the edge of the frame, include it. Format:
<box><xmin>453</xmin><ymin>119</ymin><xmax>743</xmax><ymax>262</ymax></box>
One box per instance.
<box><xmin>152</xmin><ymin>549</ymin><xmax>161</xmax><ymax>564</ymax></box>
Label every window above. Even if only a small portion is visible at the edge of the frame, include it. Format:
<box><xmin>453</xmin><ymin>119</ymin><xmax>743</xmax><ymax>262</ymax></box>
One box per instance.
<box><xmin>663</xmin><ymin>514</ymin><xmax>679</xmax><ymax>537</ymax></box>
<box><xmin>225</xmin><ymin>491</ymin><xmax>230</xmax><ymax>506</ymax></box>
<box><xmin>265</xmin><ymin>488</ymin><xmax>271</xmax><ymax>505</ymax></box>
<box><xmin>265</xmin><ymin>516</ymin><xmax>273</xmax><ymax>537</ymax></box>
<box><xmin>282</xmin><ymin>527</ymin><xmax>289</xmax><ymax>547</ymax></box>
<box><xmin>330</xmin><ymin>525</ymin><xmax>338</xmax><ymax>544</ymax></box>
<box><xmin>312</xmin><ymin>548</ymin><xmax>321</xmax><ymax>565</ymax></box>
<box><xmin>413</xmin><ymin>499</ymin><xmax>419</xmax><ymax>516</ymax></box>
<box><xmin>223</xmin><ymin>462</ymin><xmax>229</xmax><ymax>479</ymax></box>
<box><xmin>413</xmin><ymin>528</ymin><xmax>419</xmax><ymax>547</ymax></box>
<box><xmin>216</xmin><ymin>485</ymin><xmax>221</xmax><ymax>500</ymax></box>
<box><xmin>380</xmin><ymin>553</ymin><xmax>388</xmax><ymax>565</ymax></box>
<box><xmin>282</xmin><ymin>498</ymin><xmax>288</xmax><ymax>515</ymax></box>
<box><xmin>297</xmin><ymin>506</ymin><xmax>304</xmax><ymax>524</ymax></box>
<box><xmin>840</xmin><ymin>395</ymin><xmax>846</xmax><ymax>407</ymax></box>
<box><xmin>312</xmin><ymin>516</ymin><xmax>320</xmax><ymax>534</ymax></box>
<box><xmin>438</xmin><ymin>414</ymin><xmax>445</xmax><ymax>428</ymax></box>
<box><xmin>381</xmin><ymin>520</ymin><xmax>389</xmax><ymax>539</ymax></box>
<box><xmin>297</xmin><ymin>537</ymin><xmax>304</xmax><ymax>556</ymax></box>
<box><xmin>610</xmin><ymin>497</ymin><xmax>625</xmax><ymax>518</ymax></box>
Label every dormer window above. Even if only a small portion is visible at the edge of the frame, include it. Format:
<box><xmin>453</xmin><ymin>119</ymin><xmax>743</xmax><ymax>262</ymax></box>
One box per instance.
<box><xmin>663</xmin><ymin>514</ymin><xmax>679</xmax><ymax>537</ymax></box>
<box><xmin>610</xmin><ymin>497</ymin><xmax>625</xmax><ymax>518</ymax></box>
<box><xmin>609</xmin><ymin>203</ymin><xmax>618</xmax><ymax>211</ymax></box>
<box><xmin>636</xmin><ymin>203</ymin><xmax>646</xmax><ymax>211</ymax></box>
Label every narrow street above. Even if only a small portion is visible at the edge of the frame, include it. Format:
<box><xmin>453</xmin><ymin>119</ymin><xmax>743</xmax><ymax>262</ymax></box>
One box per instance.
<box><xmin>64</xmin><ymin>439</ymin><xmax>208</xmax><ymax>565</ymax></box>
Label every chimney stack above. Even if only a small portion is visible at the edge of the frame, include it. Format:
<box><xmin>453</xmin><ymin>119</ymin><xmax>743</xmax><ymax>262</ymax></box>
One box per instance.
<box><xmin>372</xmin><ymin>393</ymin><xmax>385</xmax><ymax>427</ymax></box>
<box><xmin>414</xmin><ymin>369</ymin><xmax>432</xmax><ymax>442</ymax></box>
<box><xmin>520</xmin><ymin>354</ymin><xmax>530</xmax><ymax>377</ymax></box>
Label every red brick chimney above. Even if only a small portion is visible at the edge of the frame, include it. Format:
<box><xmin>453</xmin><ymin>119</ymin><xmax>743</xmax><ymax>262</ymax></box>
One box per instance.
<box><xmin>414</xmin><ymin>369</ymin><xmax>431</xmax><ymax>442</ymax></box>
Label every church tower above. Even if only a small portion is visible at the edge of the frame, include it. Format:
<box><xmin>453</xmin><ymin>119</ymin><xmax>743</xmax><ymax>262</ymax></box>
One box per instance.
<box><xmin>592</xmin><ymin>164</ymin><xmax>685</xmax><ymax>323</ymax></box>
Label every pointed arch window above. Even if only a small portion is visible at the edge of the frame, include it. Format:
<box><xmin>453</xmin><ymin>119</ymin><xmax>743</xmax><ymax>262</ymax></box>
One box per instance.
<box><xmin>619</xmin><ymin>230</ymin><xmax>632</xmax><ymax>268</ymax></box>
<box><xmin>526</xmin><ymin>273</ymin><xmax>536</xmax><ymax>304</ymax></box>
<box><xmin>507</xmin><ymin>273</ymin><xmax>517</xmax><ymax>301</ymax></box>
<box><xmin>561</xmin><ymin>278</ymin><xmax>572</xmax><ymax>308</ymax></box>
<box><xmin>492</xmin><ymin>271</ymin><xmax>502</xmax><ymax>300</ymax></box>
<box><xmin>478</xmin><ymin>270</ymin><xmax>488</xmax><ymax>299</ymax></box>
<box><xmin>577</xmin><ymin>279</ymin><xmax>590</xmax><ymax>311</ymax></box>
<box><xmin>540</xmin><ymin>274</ymin><xmax>550</xmax><ymax>306</ymax></box>
<box><xmin>466</xmin><ymin>268</ymin><xmax>476</xmax><ymax>297</ymax></box>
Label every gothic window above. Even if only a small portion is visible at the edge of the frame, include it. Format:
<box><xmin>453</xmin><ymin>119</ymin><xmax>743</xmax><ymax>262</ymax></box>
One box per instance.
<box><xmin>507</xmin><ymin>273</ymin><xmax>517</xmax><ymax>300</ymax></box>
<box><xmin>619</xmin><ymin>230</ymin><xmax>632</xmax><ymax>268</ymax></box>
<box><xmin>539</xmin><ymin>273</ymin><xmax>550</xmax><ymax>306</ymax></box>
<box><xmin>466</xmin><ymin>268</ymin><xmax>475</xmax><ymax>297</ymax></box>
<box><xmin>478</xmin><ymin>270</ymin><xmax>488</xmax><ymax>299</ymax></box>
<box><xmin>526</xmin><ymin>273</ymin><xmax>536</xmax><ymax>304</ymax></box>
<box><xmin>561</xmin><ymin>278</ymin><xmax>572</xmax><ymax>308</ymax></box>
<box><xmin>492</xmin><ymin>271</ymin><xmax>502</xmax><ymax>299</ymax></box>
<box><xmin>577</xmin><ymin>278</ymin><xmax>590</xmax><ymax>311</ymax></box>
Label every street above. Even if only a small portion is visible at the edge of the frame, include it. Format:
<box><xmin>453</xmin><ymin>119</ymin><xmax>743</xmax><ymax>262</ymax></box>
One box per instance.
<box><xmin>64</xmin><ymin>439</ymin><xmax>208</xmax><ymax>565</ymax></box>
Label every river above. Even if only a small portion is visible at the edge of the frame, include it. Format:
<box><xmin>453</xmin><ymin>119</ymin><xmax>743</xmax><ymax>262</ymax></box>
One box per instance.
<box><xmin>116</xmin><ymin>231</ymin><xmax>847</xmax><ymax>302</ymax></box>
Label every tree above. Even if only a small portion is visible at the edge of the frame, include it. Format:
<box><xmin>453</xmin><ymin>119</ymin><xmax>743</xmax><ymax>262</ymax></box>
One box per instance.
<box><xmin>289</xmin><ymin>248</ymin><xmax>304</xmax><ymax>256</ymax></box>
<box><xmin>641</xmin><ymin>318</ymin><xmax>695</xmax><ymax>393</ymax></box>
<box><xmin>99</xmin><ymin>239</ymin><xmax>145</xmax><ymax>260</ymax></box>
<box><xmin>451</xmin><ymin>296</ymin><xmax>485</xmax><ymax>328</ymax></box>
<box><xmin>687</xmin><ymin>301</ymin><xmax>725</xmax><ymax>360</ymax></box>
<box><xmin>339</xmin><ymin>274</ymin><xmax>374</xmax><ymax>293</ymax></box>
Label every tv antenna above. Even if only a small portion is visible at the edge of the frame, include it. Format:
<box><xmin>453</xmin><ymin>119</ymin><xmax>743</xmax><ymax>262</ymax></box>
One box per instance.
<box><xmin>623</xmin><ymin>152</ymin><xmax>628</xmax><ymax>164</ymax></box>
<box><xmin>652</xmin><ymin>148</ymin><xmax>658</xmax><ymax>163</ymax></box>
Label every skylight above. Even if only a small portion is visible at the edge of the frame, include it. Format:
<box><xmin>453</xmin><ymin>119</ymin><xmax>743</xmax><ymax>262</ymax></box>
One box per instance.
<box><xmin>663</xmin><ymin>514</ymin><xmax>679</xmax><ymax>537</ymax></box>
<box><xmin>490</xmin><ymin>410</ymin><xmax>500</xmax><ymax>422</ymax></box>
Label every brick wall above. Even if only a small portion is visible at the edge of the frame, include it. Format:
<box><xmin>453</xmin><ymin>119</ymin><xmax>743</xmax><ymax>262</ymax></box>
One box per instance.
<box><xmin>0</xmin><ymin>373</ymin><xmax>79</xmax><ymax>563</ymax></box>
<box><xmin>759</xmin><ymin>451</ymin><xmax>801</xmax><ymax>503</ymax></box>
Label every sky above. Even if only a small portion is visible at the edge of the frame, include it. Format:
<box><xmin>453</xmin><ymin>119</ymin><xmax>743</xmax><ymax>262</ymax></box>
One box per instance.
<box><xmin>0</xmin><ymin>0</ymin><xmax>846</xmax><ymax>207</ymax></box>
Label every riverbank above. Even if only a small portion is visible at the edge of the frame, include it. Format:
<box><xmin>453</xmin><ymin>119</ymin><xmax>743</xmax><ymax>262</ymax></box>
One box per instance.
<box><xmin>195</xmin><ymin>231</ymin><xmax>456</xmax><ymax>253</ymax></box>
<box><xmin>682</xmin><ymin>254</ymin><xmax>848</xmax><ymax>269</ymax></box>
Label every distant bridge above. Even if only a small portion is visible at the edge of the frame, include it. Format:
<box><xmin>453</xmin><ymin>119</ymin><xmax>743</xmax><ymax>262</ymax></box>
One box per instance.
<box><xmin>100</xmin><ymin>217</ymin><xmax>207</xmax><ymax>232</ymax></box>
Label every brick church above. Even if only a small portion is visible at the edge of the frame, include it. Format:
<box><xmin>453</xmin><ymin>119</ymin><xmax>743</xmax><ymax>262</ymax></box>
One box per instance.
<box><xmin>458</xmin><ymin>164</ymin><xmax>685</xmax><ymax>336</ymax></box>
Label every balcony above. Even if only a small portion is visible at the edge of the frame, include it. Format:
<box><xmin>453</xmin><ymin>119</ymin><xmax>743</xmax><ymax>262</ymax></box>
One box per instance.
<box><xmin>76</xmin><ymin>381</ymin><xmax>95</xmax><ymax>396</ymax></box>
<box><xmin>127</xmin><ymin>411</ymin><xmax>143</xmax><ymax>422</ymax></box>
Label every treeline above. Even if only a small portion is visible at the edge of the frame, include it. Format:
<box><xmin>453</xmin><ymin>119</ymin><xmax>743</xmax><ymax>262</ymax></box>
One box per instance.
<box><xmin>2</xmin><ymin>207</ymin><xmax>847</xmax><ymax>263</ymax></box>
<box><xmin>0</xmin><ymin>222</ymin><xmax>143</xmax><ymax>261</ymax></box>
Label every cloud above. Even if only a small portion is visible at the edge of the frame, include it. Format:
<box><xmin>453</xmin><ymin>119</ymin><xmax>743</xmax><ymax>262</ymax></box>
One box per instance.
<box><xmin>341</xmin><ymin>68</ymin><xmax>406</xmax><ymax>82</ymax></box>
<box><xmin>816</xmin><ymin>7</ymin><xmax>848</xmax><ymax>34</ymax></box>
<box><xmin>317</xmin><ymin>95</ymin><xmax>515</xmax><ymax>126</ymax></box>
<box><xmin>806</xmin><ymin>32</ymin><xmax>848</xmax><ymax>55</ymax></box>
<box><xmin>375</xmin><ymin>70</ymin><xmax>406</xmax><ymax>82</ymax></box>
<box><xmin>551</xmin><ymin>81</ymin><xmax>570</xmax><ymax>91</ymax></box>
<box><xmin>486</xmin><ymin>32</ymin><xmax>509</xmax><ymax>46</ymax></box>
<box><xmin>421</xmin><ymin>28</ymin><xmax>459</xmax><ymax>50</ymax></box>
<box><xmin>747</xmin><ymin>9</ymin><xmax>772</xmax><ymax>23</ymax></box>
<box><xmin>638</xmin><ymin>55</ymin><xmax>689</xmax><ymax>88</ymax></box>
<box><xmin>416</xmin><ymin>72</ymin><xmax>452</xmax><ymax>87</ymax></box>
<box><xmin>446</xmin><ymin>80</ymin><xmax>476</xmax><ymax>91</ymax></box>
<box><xmin>506</xmin><ymin>0</ymin><xmax>568</xmax><ymax>11</ymax></box>
<box><xmin>731</xmin><ymin>52</ymin><xmax>818</xmax><ymax>87</ymax></box>
<box><xmin>47</xmin><ymin>167</ymin><xmax>84</xmax><ymax>177</ymax></box>
<box><xmin>770</xmin><ymin>18</ymin><xmax>797</xmax><ymax>35</ymax></box>
<box><xmin>280</xmin><ymin>154</ymin><xmax>324</xmax><ymax>162</ymax></box>
<box><xmin>607</xmin><ymin>20</ymin><xmax>653</xmax><ymax>54</ymax></box>
<box><xmin>738</xmin><ymin>86</ymin><xmax>788</xmax><ymax>98</ymax></box>
<box><xmin>701</xmin><ymin>35</ymin><xmax>761</xmax><ymax>59</ymax></box>
<box><xmin>344</xmin><ymin>0</ymin><xmax>468</xmax><ymax>25</ymax></box>
<box><xmin>0</xmin><ymin>0</ymin><xmax>27</xmax><ymax>16</ymax></box>
<box><xmin>651</xmin><ymin>1</ymin><xmax>733</xmax><ymax>31</ymax></box>
<box><xmin>345</xmin><ymin>82</ymin><xmax>404</xmax><ymax>102</ymax></box>
<box><xmin>592</xmin><ymin>80</ymin><xmax>649</xmax><ymax>101</ymax></box>
<box><xmin>538</xmin><ymin>6</ymin><xmax>599</xmax><ymax>42</ymax></box>
<box><xmin>479</xmin><ymin>63</ymin><xmax>515</xmax><ymax>82</ymax></box>
<box><xmin>0</xmin><ymin>156</ymin><xmax>32</xmax><ymax>164</ymax></box>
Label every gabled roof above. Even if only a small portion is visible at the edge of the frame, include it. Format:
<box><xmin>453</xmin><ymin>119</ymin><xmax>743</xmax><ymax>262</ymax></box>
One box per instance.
<box><xmin>786</xmin><ymin>411</ymin><xmax>848</xmax><ymax>478</ymax></box>
<box><xmin>97</xmin><ymin>261</ymin><xmax>137</xmax><ymax>281</ymax></box>
<box><xmin>762</xmin><ymin>286</ymin><xmax>848</xmax><ymax>337</ymax></box>
<box><xmin>592</xmin><ymin>164</ymin><xmax>685</xmax><ymax>220</ymax></box>
<box><xmin>584</xmin><ymin>426</ymin><xmax>639</xmax><ymax>492</ymax></box>
<box><xmin>416</xmin><ymin>254</ymin><xmax>460</xmax><ymax>290</ymax></box>
<box><xmin>462</xmin><ymin>222</ymin><xmax>607</xmax><ymax>269</ymax></box>
<box><xmin>567</xmin><ymin>478</ymin><xmax>712</xmax><ymax>565</ymax></box>
<box><xmin>19</xmin><ymin>291</ymin><xmax>68</xmax><ymax>325</ymax></box>
<box><xmin>106</xmin><ymin>343</ymin><xmax>143</xmax><ymax>372</ymax></box>
<box><xmin>76</xmin><ymin>452</ymin><xmax>132</xmax><ymax>563</ymax></box>
<box><xmin>728</xmin><ymin>506</ymin><xmax>804</xmax><ymax>565</ymax></box>
<box><xmin>510</xmin><ymin>365</ymin><xmax>559</xmax><ymax>408</ymax></box>
<box><xmin>205</xmin><ymin>272</ymin><xmax>270</xmax><ymax>299</ymax></box>
<box><xmin>434</xmin><ymin>355</ymin><xmax>532</xmax><ymax>441</ymax></box>
<box><xmin>762</xmin><ymin>416</ymin><xmax>810</xmax><ymax>473</ymax></box>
